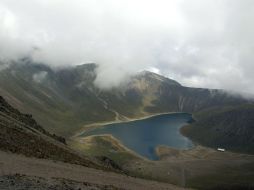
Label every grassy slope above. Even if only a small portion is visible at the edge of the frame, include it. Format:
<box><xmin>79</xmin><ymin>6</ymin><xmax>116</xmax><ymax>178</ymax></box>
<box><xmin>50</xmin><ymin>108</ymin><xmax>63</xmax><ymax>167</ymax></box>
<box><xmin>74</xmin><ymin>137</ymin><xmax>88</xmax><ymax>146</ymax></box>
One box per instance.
<box><xmin>182</xmin><ymin>104</ymin><xmax>254</xmax><ymax>154</ymax></box>
<box><xmin>1</xmin><ymin>61</ymin><xmax>254</xmax><ymax>189</ymax></box>
<box><xmin>70</xmin><ymin>135</ymin><xmax>140</xmax><ymax>167</ymax></box>
<box><xmin>0</xmin><ymin>95</ymin><xmax>99</xmax><ymax>168</ymax></box>
<box><xmin>1</xmin><ymin>61</ymin><xmax>252</xmax><ymax>137</ymax></box>
<box><xmin>1</xmin><ymin>95</ymin><xmax>187</xmax><ymax>189</ymax></box>
<box><xmin>0</xmin><ymin>62</ymin><xmax>115</xmax><ymax>137</ymax></box>
<box><xmin>71</xmin><ymin>135</ymin><xmax>254</xmax><ymax>189</ymax></box>
<box><xmin>156</xmin><ymin>145</ymin><xmax>254</xmax><ymax>189</ymax></box>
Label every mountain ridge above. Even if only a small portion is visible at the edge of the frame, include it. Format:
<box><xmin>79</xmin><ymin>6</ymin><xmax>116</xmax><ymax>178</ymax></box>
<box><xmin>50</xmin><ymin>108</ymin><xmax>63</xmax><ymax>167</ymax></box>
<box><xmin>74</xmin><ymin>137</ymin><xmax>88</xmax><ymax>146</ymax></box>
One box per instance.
<box><xmin>0</xmin><ymin>60</ymin><xmax>252</xmax><ymax>137</ymax></box>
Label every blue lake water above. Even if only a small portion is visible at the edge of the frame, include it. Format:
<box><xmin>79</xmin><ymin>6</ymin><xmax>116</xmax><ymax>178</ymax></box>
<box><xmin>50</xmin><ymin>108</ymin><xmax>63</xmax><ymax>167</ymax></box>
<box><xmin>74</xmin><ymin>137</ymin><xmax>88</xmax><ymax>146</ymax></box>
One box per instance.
<box><xmin>81</xmin><ymin>113</ymin><xmax>194</xmax><ymax>160</ymax></box>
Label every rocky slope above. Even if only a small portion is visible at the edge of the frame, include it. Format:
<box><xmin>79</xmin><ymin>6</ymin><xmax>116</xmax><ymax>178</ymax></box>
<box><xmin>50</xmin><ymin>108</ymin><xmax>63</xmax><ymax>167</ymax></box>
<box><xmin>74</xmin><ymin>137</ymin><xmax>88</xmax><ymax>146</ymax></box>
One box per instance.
<box><xmin>0</xmin><ymin>95</ymin><xmax>186</xmax><ymax>189</ymax></box>
<box><xmin>0</xmin><ymin>95</ymin><xmax>98</xmax><ymax>168</ymax></box>
<box><xmin>0</xmin><ymin>59</ymin><xmax>252</xmax><ymax>137</ymax></box>
<box><xmin>0</xmin><ymin>150</ymin><xmax>183</xmax><ymax>190</ymax></box>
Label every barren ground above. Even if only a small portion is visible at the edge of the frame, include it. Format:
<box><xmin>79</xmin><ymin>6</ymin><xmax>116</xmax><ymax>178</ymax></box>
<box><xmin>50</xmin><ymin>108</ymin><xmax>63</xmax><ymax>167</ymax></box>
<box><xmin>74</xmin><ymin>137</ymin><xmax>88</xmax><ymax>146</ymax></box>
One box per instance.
<box><xmin>0</xmin><ymin>150</ymin><xmax>185</xmax><ymax>190</ymax></box>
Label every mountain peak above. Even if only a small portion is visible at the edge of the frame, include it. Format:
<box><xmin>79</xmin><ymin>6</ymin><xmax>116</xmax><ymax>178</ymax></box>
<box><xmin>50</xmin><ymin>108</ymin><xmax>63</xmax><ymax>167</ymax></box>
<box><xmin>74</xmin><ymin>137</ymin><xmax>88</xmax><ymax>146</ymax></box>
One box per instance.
<box><xmin>138</xmin><ymin>70</ymin><xmax>181</xmax><ymax>86</ymax></box>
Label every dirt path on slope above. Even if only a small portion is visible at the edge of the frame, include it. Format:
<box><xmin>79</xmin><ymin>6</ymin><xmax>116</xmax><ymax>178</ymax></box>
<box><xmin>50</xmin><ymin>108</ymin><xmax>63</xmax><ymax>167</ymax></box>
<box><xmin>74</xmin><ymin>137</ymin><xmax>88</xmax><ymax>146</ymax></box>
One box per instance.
<box><xmin>0</xmin><ymin>151</ymin><xmax>186</xmax><ymax>190</ymax></box>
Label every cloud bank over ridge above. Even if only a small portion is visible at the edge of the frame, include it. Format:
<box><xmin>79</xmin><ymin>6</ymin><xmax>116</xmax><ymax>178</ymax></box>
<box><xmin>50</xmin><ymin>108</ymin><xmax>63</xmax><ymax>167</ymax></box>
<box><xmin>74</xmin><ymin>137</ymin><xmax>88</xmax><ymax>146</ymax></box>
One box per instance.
<box><xmin>0</xmin><ymin>0</ymin><xmax>254</xmax><ymax>93</ymax></box>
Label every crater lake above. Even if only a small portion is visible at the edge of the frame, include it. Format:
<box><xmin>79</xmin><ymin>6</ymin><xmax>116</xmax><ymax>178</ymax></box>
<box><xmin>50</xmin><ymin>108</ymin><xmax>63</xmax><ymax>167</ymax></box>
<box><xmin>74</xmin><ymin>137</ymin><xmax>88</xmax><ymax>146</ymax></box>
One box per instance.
<box><xmin>81</xmin><ymin>113</ymin><xmax>194</xmax><ymax>160</ymax></box>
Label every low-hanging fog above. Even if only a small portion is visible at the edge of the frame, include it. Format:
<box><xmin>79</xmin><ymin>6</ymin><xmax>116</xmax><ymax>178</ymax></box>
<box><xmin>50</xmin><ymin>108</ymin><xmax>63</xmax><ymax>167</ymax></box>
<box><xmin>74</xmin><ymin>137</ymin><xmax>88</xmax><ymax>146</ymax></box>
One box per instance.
<box><xmin>0</xmin><ymin>0</ymin><xmax>254</xmax><ymax>93</ymax></box>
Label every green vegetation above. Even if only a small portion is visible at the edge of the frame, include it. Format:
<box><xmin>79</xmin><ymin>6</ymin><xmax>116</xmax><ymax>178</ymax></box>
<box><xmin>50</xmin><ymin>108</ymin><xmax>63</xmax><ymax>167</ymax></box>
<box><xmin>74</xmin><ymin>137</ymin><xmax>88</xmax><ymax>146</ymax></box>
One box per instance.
<box><xmin>182</xmin><ymin>104</ymin><xmax>254</xmax><ymax>154</ymax></box>
<box><xmin>1</xmin><ymin>60</ymin><xmax>254</xmax><ymax>189</ymax></box>
<box><xmin>1</xmin><ymin>60</ymin><xmax>252</xmax><ymax>137</ymax></box>
<box><xmin>1</xmin><ymin>99</ymin><xmax>253</xmax><ymax>190</ymax></box>
<box><xmin>0</xmin><ymin>61</ymin><xmax>115</xmax><ymax>137</ymax></box>
<box><xmin>70</xmin><ymin>135</ymin><xmax>140</xmax><ymax>166</ymax></box>
<box><xmin>0</xmin><ymin>95</ymin><xmax>99</xmax><ymax>168</ymax></box>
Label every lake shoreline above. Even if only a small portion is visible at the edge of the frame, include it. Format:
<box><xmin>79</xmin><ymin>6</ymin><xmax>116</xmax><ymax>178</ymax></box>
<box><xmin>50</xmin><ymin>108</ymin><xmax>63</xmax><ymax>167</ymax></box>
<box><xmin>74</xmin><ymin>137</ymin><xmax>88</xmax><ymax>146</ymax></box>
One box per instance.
<box><xmin>76</xmin><ymin>134</ymin><xmax>150</xmax><ymax>161</ymax></box>
<box><xmin>75</xmin><ymin>112</ymin><xmax>194</xmax><ymax>160</ymax></box>
<box><xmin>72</xmin><ymin>111</ymin><xmax>190</xmax><ymax>138</ymax></box>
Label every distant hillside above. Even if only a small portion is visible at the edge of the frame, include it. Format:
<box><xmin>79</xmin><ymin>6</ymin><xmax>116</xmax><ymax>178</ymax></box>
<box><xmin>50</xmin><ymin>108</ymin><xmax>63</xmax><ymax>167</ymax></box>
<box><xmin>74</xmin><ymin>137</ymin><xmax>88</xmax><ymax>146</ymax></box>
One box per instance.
<box><xmin>0</xmin><ymin>95</ymin><xmax>99</xmax><ymax>168</ymax></box>
<box><xmin>0</xmin><ymin>61</ymin><xmax>115</xmax><ymax>136</ymax></box>
<box><xmin>0</xmin><ymin>59</ymin><xmax>252</xmax><ymax>137</ymax></box>
<box><xmin>182</xmin><ymin>104</ymin><xmax>254</xmax><ymax>154</ymax></box>
<box><xmin>1</xmin><ymin>95</ymin><xmax>184</xmax><ymax>190</ymax></box>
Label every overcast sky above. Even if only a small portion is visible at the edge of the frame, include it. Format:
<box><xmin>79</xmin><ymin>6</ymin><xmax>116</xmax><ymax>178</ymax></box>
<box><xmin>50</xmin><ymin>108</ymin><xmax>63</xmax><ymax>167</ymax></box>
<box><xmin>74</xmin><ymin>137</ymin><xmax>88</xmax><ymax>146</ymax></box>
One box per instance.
<box><xmin>0</xmin><ymin>0</ymin><xmax>254</xmax><ymax>92</ymax></box>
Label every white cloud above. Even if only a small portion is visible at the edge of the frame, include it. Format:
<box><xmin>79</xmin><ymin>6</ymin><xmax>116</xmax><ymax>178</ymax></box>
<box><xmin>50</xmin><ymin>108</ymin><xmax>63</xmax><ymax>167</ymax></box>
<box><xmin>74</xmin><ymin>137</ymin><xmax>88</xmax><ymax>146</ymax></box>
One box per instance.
<box><xmin>33</xmin><ymin>71</ymin><xmax>48</xmax><ymax>83</ymax></box>
<box><xmin>0</xmin><ymin>0</ymin><xmax>254</xmax><ymax>93</ymax></box>
<box><xmin>146</xmin><ymin>67</ymin><xmax>161</xmax><ymax>75</ymax></box>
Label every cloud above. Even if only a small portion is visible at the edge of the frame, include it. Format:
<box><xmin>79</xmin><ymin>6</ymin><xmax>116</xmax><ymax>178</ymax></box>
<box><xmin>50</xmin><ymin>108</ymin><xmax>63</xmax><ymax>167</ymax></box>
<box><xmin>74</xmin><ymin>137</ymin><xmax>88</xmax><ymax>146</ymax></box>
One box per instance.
<box><xmin>33</xmin><ymin>71</ymin><xmax>48</xmax><ymax>83</ymax></box>
<box><xmin>0</xmin><ymin>0</ymin><xmax>254</xmax><ymax>93</ymax></box>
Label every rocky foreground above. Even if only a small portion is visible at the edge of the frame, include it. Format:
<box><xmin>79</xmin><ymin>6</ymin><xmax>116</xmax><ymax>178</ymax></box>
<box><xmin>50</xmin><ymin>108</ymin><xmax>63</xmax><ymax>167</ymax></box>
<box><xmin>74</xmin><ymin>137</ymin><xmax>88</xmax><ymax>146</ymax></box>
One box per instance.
<box><xmin>0</xmin><ymin>151</ymin><xmax>183</xmax><ymax>190</ymax></box>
